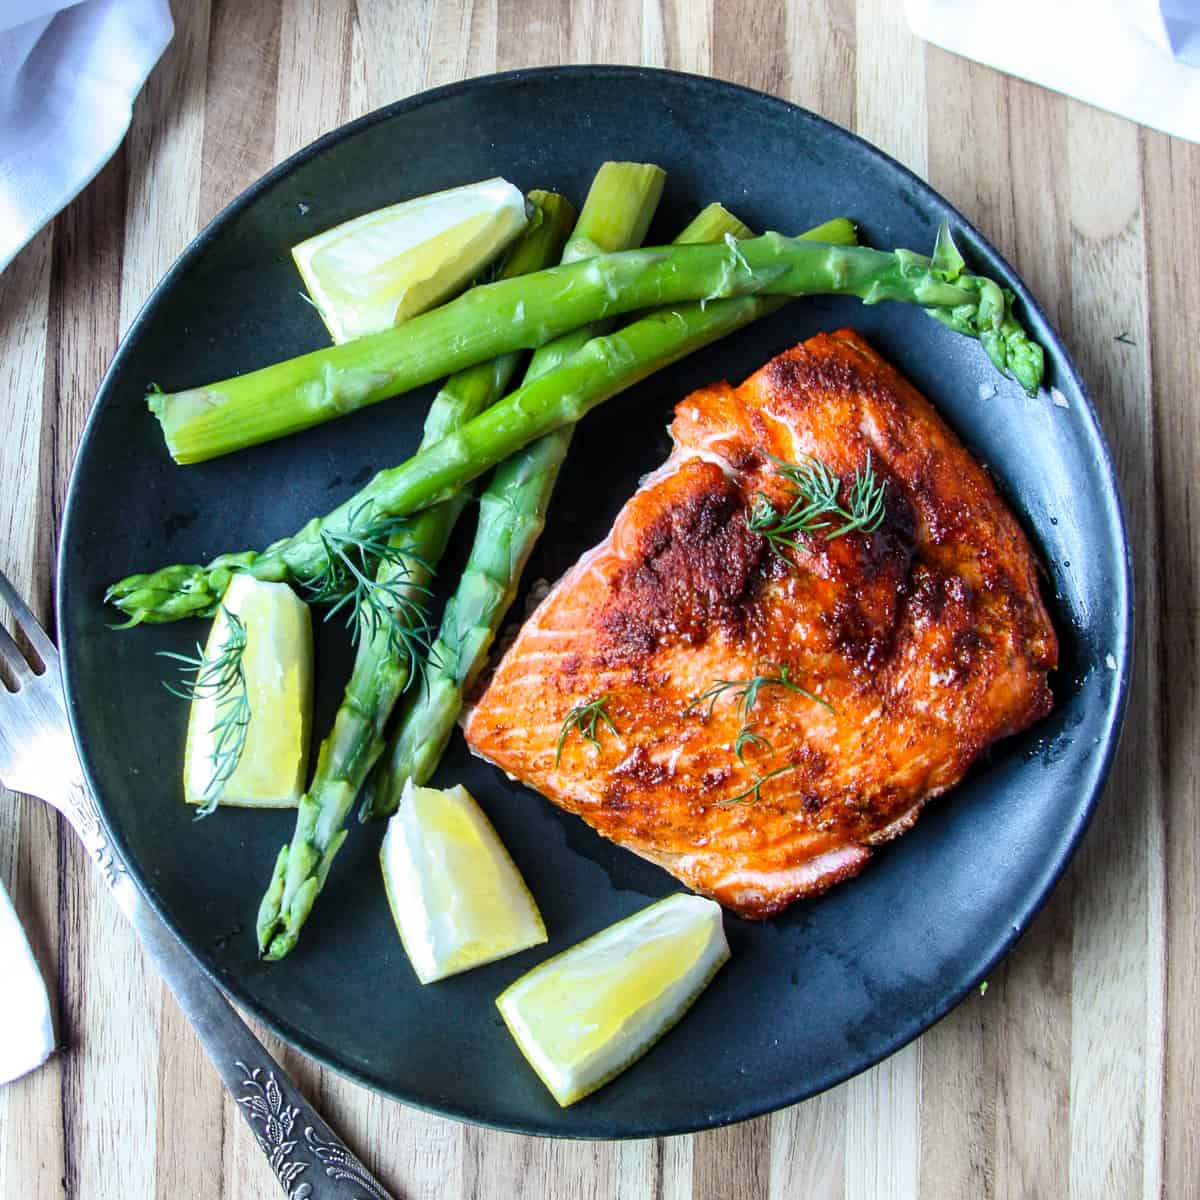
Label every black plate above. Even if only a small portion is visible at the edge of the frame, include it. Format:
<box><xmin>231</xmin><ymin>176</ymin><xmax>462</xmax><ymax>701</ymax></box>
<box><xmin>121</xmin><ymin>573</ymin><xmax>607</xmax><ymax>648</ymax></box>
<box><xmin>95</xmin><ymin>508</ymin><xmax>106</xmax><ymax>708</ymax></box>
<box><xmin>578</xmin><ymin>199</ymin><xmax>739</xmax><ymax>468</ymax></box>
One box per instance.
<box><xmin>57</xmin><ymin>67</ymin><xmax>1130</xmax><ymax>1138</ymax></box>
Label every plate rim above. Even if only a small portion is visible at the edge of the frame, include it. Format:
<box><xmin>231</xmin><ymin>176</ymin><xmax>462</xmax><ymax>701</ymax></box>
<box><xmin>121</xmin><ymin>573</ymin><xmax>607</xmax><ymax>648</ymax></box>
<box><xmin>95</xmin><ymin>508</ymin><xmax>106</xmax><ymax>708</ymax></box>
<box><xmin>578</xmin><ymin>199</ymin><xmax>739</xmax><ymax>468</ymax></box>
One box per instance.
<box><xmin>56</xmin><ymin>63</ymin><xmax>1133</xmax><ymax>1139</ymax></box>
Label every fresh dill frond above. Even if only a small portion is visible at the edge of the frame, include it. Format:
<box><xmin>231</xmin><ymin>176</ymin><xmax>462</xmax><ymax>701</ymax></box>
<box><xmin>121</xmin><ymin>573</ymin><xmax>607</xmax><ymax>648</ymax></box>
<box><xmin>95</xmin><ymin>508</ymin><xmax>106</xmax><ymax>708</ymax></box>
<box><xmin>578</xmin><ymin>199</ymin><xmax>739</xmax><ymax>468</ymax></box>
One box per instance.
<box><xmin>684</xmin><ymin>664</ymin><xmax>833</xmax><ymax>726</ymax></box>
<box><xmin>686</xmin><ymin>665</ymin><xmax>831</xmax><ymax>771</ymax></box>
<box><xmin>747</xmin><ymin>451</ymin><xmax>887</xmax><ymax>561</ymax></box>
<box><xmin>769</xmin><ymin>451</ymin><xmax>843</xmax><ymax>514</ymax></box>
<box><xmin>158</xmin><ymin>607</ymin><xmax>251</xmax><ymax>817</ymax></box>
<box><xmin>833</xmin><ymin>455</ymin><xmax>889</xmax><ymax>539</ymax></box>
<box><xmin>716</xmin><ymin>763</ymin><xmax>797</xmax><ymax>807</ymax></box>
<box><xmin>556</xmin><ymin>694</ymin><xmax>618</xmax><ymax>766</ymax></box>
<box><xmin>733</xmin><ymin>726</ymin><xmax>773</xmax><ymax>762</ymax></box>
<box><xmin>683</xmin><ymin>680</ymin><xmax>730</xmax><ymax>722</ymax></box>
<box><xmin>302</xmin><ymin>504</ymin><xmax>436</xmax><ymax>689</ymax></box>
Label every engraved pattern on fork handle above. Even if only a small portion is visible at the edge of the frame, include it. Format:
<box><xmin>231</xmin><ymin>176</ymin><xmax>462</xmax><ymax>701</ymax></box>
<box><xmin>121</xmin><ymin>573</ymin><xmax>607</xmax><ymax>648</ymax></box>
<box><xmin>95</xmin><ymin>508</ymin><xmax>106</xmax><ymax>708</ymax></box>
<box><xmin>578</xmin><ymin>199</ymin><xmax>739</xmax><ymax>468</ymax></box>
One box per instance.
<box><xmin>56</xmin><ymin>777</ymin><xmax>393</xmax><ymax>1200</ymax></box>
<box><xmin>59</xmin><ymin>778</ymin><xmax>127</xmax><ymax>890</ymax></box>
<box><xmin>235</xmin><ymin>1063</ymin><xmax>390</xmax><ymax>1200</ymax></box>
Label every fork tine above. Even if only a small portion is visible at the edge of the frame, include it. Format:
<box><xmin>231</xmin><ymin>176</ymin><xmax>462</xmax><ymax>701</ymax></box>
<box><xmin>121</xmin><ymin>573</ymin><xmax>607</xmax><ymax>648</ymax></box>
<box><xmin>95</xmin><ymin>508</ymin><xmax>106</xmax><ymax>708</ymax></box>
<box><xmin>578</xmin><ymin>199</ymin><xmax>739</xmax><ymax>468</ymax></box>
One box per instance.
<box><xmin>0</xmin><ymin>568</ymin><xmax>56</xmax><ymax>667</ymax></box>
<box><xmin>0</xmin><ymin>619</ymin><xmax>34</xmax><ymax>688</ymax></box>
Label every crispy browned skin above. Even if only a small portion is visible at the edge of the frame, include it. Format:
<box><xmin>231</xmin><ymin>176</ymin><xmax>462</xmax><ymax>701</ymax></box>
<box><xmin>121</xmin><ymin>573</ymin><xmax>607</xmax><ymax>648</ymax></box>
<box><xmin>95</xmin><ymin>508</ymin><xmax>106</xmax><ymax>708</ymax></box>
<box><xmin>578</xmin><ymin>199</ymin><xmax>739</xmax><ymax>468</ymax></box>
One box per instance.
<box><xmin>463</xmin><ymin>330</ymin><xmax>1057</xmax><ymax>918</ymax></box>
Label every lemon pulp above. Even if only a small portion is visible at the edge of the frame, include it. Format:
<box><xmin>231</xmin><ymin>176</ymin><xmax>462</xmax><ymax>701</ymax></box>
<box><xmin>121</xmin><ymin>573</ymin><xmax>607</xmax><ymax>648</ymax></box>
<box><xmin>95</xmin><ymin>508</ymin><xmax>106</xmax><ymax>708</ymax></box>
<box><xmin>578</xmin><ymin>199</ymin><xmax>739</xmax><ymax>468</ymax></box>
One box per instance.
<box><xmin>292</xmin><ymin>177</ymin><xmax>527</xmax><ymax>342</ymax></box>
<box><xmin>496</xmin><ymin>893</ymin><xmax>729</xmax><ymax>1106</ymax></box>
<box><xmin>381</xmin><ymin>781</ymin><xmax>546</xmax><ymax>984</ymax></box>
<box><xmin>182</xmin><ymin>573</ymin><xmax>313</xmax><ymax>808</ymax></box>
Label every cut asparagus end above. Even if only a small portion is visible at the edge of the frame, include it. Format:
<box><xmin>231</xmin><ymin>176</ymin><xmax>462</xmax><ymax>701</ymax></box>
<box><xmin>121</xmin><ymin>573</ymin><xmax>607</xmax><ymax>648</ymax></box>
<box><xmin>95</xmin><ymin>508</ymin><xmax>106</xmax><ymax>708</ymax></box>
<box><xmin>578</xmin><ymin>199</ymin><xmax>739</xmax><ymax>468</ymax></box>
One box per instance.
<box><xmin>562</xmin><ymin>162</ymin><xmax>666</xmax><ymax>262</ymax></box>
<box><xmin>676</xmin><ymin>202</ymin><xmax>754</xmax><ymax>243</ymax></box>
<box><xmin>500</xmin><ymin>191</ymin><xmax>577</xmax><ymax>278</ymax></box>
<box><xmin>796</xmin><ymin>216</ymin><xmax>857</xmax><ymax>246</ymax></box>
<box><xmin>523</xmin><ymin>162</ymin><xmax>666</xmax><ymax>385</ymax></box>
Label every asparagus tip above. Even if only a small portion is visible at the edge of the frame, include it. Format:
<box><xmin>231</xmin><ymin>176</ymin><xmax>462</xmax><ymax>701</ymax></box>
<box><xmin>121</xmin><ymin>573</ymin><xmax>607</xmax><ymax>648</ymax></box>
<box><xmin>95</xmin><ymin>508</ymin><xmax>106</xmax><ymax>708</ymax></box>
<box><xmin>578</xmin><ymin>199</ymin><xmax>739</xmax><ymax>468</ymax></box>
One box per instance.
<box><xmin>255</xmin><ymin>844</ymin><xmax>290</xmax><ymax>956</ymax></box>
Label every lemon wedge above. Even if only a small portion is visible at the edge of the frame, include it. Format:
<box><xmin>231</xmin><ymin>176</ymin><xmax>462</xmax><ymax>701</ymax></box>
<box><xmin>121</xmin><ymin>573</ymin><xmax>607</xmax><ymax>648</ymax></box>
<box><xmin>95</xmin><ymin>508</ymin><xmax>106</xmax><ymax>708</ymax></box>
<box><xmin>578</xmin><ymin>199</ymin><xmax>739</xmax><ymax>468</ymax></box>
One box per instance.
<box><xmin>183</xmin><ymin>574</ymin><xmax>313</xmax><ymax>809</ymax></box>
<box><xmin>496</xmin><ymin>893</ymin><xmax>730</xmax><ymax>1106</ymax></box>
<box><xmin>380</xmin><ymin>780</ymin><xmax>546</xmax><ymax>983</ymax></box>
<box><xmin>292</xmin><ymin>178</ymin><xmax>528</xmax><ymax>342</ymax></box>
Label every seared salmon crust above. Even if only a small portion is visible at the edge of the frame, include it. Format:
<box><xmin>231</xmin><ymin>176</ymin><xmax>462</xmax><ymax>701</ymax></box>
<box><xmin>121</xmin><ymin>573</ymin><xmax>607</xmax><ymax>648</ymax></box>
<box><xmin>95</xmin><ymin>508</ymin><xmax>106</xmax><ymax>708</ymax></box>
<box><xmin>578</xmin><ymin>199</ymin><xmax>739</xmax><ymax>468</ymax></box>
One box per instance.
<box><xmin>463</xmin><ymin>330</ymin><xmax>1057</xmax><ymax>918</ymax></box>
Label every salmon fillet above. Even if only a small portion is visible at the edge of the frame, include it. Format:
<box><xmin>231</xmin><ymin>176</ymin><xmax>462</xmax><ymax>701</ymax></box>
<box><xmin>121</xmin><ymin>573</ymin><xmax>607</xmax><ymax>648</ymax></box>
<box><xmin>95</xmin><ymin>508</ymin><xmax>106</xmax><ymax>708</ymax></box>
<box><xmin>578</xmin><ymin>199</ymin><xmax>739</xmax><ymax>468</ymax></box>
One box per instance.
<box><xmin>463</xmin><ymin>330</ymin><xmax>1057</xmax><ymax>918</ymax></box>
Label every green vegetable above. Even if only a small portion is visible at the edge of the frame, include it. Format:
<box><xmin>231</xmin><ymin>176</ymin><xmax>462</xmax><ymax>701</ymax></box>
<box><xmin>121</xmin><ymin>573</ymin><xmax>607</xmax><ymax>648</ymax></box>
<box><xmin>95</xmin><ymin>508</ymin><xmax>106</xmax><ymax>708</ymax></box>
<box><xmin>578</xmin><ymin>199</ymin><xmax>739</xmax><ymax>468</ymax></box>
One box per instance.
<box><xmin>255</xmin><ymin>166</ymin><xmax>665</xmax><ymax>961</ymax></box>
<box><xmin>105</xmin><ymin>300</ymin><xmax>780</xmax><ymax>625</ymax></box>
<box><xmin>359</xmin><ymin>201</ymin><xmax>788</xmax><ymax>820</ymax></box>
<box><xmin>253</xmin><ymin>192</ymin><xmax>575</xmax><ymax>961</ymax></box>
<box><xmin>109</xmin><ymin>219</ymin><xmax>1043</xmax><ymax>632</ymax></box>
<box><xmin>356</xmin><ymin>168</ymin><xmax>678</xmax><ymax>820</ymax></box>
<box><xmin>299</xmin><ymin>508</ymin><xmax>435</xmax><ymax>668</ymax></box>
<box><xmin>150</xmin><ymin>221</ymin><xmax>1045</xmax><ymax>464</ymax></box>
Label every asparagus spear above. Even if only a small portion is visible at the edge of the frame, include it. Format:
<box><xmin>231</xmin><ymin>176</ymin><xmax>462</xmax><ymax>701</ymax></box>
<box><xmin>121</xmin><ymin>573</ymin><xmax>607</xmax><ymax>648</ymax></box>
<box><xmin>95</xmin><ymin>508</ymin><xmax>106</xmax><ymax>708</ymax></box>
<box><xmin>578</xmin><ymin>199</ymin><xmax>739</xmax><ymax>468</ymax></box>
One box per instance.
<box><xmin>107</xmin><ymin>219</ymin><xmax>1033</xmax><ymax>626</ymax></box>
<box><xmin>255</xmin><ymin>166</ymin><xmax>665</xmax><ymax>961</ymax></box>
<box><xmin>152</xmin><ymin>225</ymin><xmax>1044</xmax><ymax>463</ymax></box>
<box><xmin>247</xmin><ymin>193</ymin><xmax>573</xmax><ymax>959</ymax></box>
<box><xmin>360</xmin><ymin>202</ymin><xmax>795</xmax><ymax>820</ymax></box>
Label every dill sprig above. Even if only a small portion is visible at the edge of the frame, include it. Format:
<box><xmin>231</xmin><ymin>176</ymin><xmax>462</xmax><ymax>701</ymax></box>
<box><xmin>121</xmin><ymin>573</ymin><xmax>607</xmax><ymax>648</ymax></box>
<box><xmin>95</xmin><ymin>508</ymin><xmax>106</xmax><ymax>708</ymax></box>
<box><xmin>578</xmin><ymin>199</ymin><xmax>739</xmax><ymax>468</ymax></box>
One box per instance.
<box><xmin>302</xmin><ymin>505</ymin><xmax>436</xmax><ymax>687</ymax></box>
<box><xmin>685</xmin><ymin>664</ymin><xmax>833</xmax><ymax>726</ymax></box>
<box><xmin>716</xmin><ymin>764</ymin><xmax>798</xmax><ymax>807</ymax></box>
<box><xmin>747</xmin><ymin>450</ymin><xmax>887</xmax><ymax>562</ymax></box>
<box><xmin>159</xmin><ymin>607</ymin><xmax>251</xmax><ymax>817</ymax></box>
<box><xmin>733</xmin><ymin>725</ymin><xmax>772</xmax><ymax>762</ymax></box>
<box><xmin>686</xmin><ymin>666</ymin><xmax>832</xmax><ymax>802</ymax></box>
<box><xmin>556</xmin><ymin>694</ymin><xmax>618</xmax><ymax>766</ymax></box>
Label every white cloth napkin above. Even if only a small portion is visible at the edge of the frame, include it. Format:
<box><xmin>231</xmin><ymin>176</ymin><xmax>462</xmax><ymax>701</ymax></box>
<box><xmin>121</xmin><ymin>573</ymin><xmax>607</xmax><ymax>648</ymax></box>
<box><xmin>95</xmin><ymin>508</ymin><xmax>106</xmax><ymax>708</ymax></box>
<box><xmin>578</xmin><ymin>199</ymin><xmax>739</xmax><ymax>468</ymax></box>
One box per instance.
<box><xmin>0</xmin><ymin>0</ymin><xmax>173</xmax><ymax>274</ymax></box>
<box><xmin>906</xmin><ymin>0</ymin><xmax>1200</xmax><ymax>143</ymax></box>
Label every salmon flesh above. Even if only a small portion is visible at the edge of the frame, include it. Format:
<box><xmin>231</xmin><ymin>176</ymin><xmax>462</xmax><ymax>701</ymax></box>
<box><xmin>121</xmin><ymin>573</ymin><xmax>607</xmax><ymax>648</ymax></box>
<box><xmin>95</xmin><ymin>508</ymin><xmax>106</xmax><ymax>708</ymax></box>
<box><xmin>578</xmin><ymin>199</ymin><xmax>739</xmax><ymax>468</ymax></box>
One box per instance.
<box><xmin>463</xmin><ymin>330</ymin><xmax>1057</xmax><ymax>919</ymax></box>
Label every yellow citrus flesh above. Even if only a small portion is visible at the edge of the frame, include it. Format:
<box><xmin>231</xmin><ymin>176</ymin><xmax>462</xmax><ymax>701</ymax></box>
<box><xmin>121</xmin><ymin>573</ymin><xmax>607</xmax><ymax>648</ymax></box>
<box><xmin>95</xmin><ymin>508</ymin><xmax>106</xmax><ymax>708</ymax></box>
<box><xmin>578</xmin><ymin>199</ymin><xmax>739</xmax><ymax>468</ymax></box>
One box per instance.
<box><xmin>183</xmin><ymin>574</ymin><xmax>312</xmax><ymax>809</ymax></box>
<box><xmin>380</xmin><ymin>781</ymin><xmax>546</xmax><ymax>984</ymax></box>
<box><xmin>496</xmin><ymin>894</ymin><xmax>730</xmax><ymax>1106</ymax></box>
<box><xmin>292</xmin><ymin>177</ymin><xmax>527</xmax><ymax>342</ymax></box>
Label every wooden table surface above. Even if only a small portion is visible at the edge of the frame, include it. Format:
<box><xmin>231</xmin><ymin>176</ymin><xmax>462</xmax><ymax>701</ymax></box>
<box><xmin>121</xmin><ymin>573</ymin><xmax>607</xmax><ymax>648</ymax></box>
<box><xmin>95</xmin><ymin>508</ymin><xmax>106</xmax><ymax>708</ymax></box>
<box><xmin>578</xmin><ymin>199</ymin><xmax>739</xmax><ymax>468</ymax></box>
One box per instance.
<box><xmin>0</xmin><ymin>1</ymin><xmax>1194</xmax><ymax>1196</ymax></box>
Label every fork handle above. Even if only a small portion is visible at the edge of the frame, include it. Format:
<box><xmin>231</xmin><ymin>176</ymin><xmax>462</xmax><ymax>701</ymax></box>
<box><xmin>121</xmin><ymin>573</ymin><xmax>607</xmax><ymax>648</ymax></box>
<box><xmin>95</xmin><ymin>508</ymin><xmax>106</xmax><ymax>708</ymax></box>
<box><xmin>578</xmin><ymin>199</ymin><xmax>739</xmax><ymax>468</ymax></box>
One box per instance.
<box><xmin>63</xmin><ymin>780</ymin><xmax>394</xmax><ymax>1200</ymax></box>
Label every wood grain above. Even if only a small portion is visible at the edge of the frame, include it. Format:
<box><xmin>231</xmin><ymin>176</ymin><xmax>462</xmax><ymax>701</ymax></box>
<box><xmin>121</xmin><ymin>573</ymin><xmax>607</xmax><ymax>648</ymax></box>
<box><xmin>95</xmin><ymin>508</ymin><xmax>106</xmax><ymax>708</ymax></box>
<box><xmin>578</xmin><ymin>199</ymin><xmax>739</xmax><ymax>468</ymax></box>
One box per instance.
<box><xmin>1143</xmin><ymin>127</ymin><xmax>1200</xmax><ymax>1200</ymax></box>
<box><xmin>0</xmin><ymin>1</ymin><xmax>1190</xmax><ymax>1197</ymax></box>
<box><xmin>1065</xmin><ymin>104</ymin><xmax>1162</xmax><ymax>1200</ymax></box>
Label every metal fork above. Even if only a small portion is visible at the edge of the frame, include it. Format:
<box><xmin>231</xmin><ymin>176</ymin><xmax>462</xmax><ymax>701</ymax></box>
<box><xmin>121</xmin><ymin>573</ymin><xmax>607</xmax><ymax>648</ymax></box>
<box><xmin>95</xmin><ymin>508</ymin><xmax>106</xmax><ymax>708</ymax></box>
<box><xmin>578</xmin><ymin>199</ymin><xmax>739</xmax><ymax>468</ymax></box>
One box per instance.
<box><xmin>0</xmin><ymin>570</ymin><xmax>395</xmax><ymax>1200</ymax></box>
